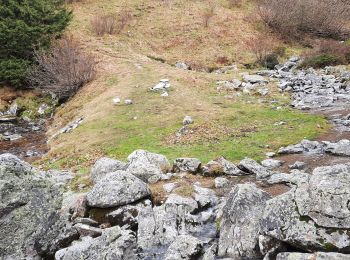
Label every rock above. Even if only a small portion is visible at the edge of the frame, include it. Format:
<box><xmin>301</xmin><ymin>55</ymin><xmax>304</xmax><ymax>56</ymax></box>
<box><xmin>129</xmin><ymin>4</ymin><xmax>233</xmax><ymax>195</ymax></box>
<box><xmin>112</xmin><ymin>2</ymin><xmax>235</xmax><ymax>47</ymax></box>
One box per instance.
<box><xmin>289</xmin><ymin>161</ymin><xmax>306</xmax><ymax>169</ymax></box>
<box><xmin>261</xmin><ymin>164</ymin><xmax>350</xmax><ymax>253</ymax></box>
<box><xmin>126</xmin><ymin>149</ymin><xmax>171</xmax><ymax>182</ymax></box>
<box><xmin>266</xmin><ymin>170</ymin><xmax>309</xmax><ymax>185</ymax></box>
<box><xmin>216</xmin><ymin>79</ymin><xmax>241</xmax><ymax>91</ymax></box>
<box><xmin>112</xmin><ymin>97</ymin><xmax>121</xmax><ymax>105</ymax></box>
<box><xmin>38</xmin><ymin>103</ymin><xmax>49</xmax><ymax>115</ymax></box>
<box><xmin>238</xmin><ymin>158</ymin><xmax>273</xmax><ymax>179</ymax></box>
<box><xmin>218</xmin><ymin>184</ymin><xmax>271</xmax><ymax>258</ymax></box>
<box><xmin>266</xmin><ymin>152</ymin><xmax>276</xmax><ymax>157</ymax></box>
<box><xmin>90</xmin><ymin>157</ymin><xmax>127</xmax><ymax>183</ymax></box>
<box><xmin>8</xmin><ymin>102</ymin><xmax>18</xmax><ymax>116</ymax></box>
<box><xmin>55</xmin><ymin>226</ymin><xmax>136</xmax><ymax>260</ymax></box>
<box><xmin>70</xmin><ymin>195</ymin><xmax>88</xmax><ymax>220</ymax></box>
<box><xmin>106</xmin><ymin>201</ymin><xmax>148</xmax><ymax>230</ymax></box>
<box><xmin>2</xmin><ymin>133</ymin><xmax>22</xmax><ymax>141</ymax></box>
<box><xmin>151</xmin><ymin>79</ymin><xmax>171</xmax><ymax>92</ymax></box>
<box><xmin>161</xmin><ymin>91</ymin><xmax>169</xmax><ymax>97</ymax></box>
<box><xmin>173</xmin><ymin>157</ymin><xmax>201</xmax><ymax>173</ymax></box>
<box><xmin>165</xmin><ymin>235</ymin><xmax>203</xmax><ymax>260</ymax></box>
<box><xmin>276</xmin><ymin>252</ymin><xmax>350</xmax><ymax>260</ymax></box>
<box><xmin>183</xmin><ymin>115</ymin><xmax>194</xmax><ymax>125</ymax></box>
<box><xmin>214</xmin><ymin>177</ymin><xmax>229</xmax><ymax>188</ymax></box>
<box><xmin>163</xmin><ymin>182</ymin><xmax>178</xmax><ymax>193</ymax></box>
<box><xmin>193</xmin><ymin>185</ymin><xmax>218</xmax><ymax>209</ymax></box>
<box><xmin>74</xmin><ymin>223</ymin><xmax>102</xmax><ymax>238</ymax></box>
<box><xmin>261</xmin><ymin>159</ymin><xmax>284</xmax><ymax>169</ymax></box>
<box><xmin>324</xmin><ymin>139</ymin><xmax>350</xmax><ymax>156</ymax></box>
<box><xmin>0</xmin><ymin>115</ymin><xmax>17</xmax><ymax>122</ymax></box>
<box><xmin>86</xmin><ymin>170</ymin><xmax>150</xmax><ymax>208</ymax></box>
<box><xmin>243</xmin><ymin>74</ymin><xmax>266</xmax><ymax>84</ymax></box>
<box><xmin>175</xmin><ymin>62</ymin><xmax>190</xmax><ymax>70</ymax></box>
<box><xmin>202</xmin><ymin>157</ymin><xmax>245</xmax><ymax>176</ymax></box>
<box><xmin>51</xmin><ymin>117</ymin><xmax>84</xmax><ymax>139</ymax></box>
<box><xmin>72</xmin><ymin>218</ymin><xmax>99</xmax><ymax>227</ymax></box>
<box><xmin>0</xmin><ymin>154</ymin><xmax>69</xmax><ymax>259</ymax></box>
<box><xmin>165</xmin><ymin>194</ymin><xmax>198</xmax><ymax>213</ymax></box>
<box><xmin>124</xmin><ymin>99</ymin><xmax>133</xmax><ymax>105</ymax></box>
<box><xmin>278</xmin><ymin>139</ymin><xmax>323</xmax><ymax>155</ymax></box>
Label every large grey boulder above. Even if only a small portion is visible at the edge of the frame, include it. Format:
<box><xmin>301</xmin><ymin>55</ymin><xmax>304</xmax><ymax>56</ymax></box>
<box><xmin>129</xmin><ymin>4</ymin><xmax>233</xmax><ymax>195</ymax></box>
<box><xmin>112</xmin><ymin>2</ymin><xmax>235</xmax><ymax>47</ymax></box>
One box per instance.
<box><xmin>261</xmin><ymin>164</ymin><xmax>350</xmax><ymax>253</ymax></box>
<box><xmin>126</xmin><ymin>149</ymin><xmax>171</xmax><ymax>182</ymax></box>
<box><xmin>238</xmin><ymin>158</ymin><xmax>273</xmax><ymax>179</ymax></box>
<box><xmin>55</xmin><ymin>226</ymin><xmax>136</xmax><ymax>260</ymax></box>
<box><xmin>165</xmin><ymin>235</ymin><xmax>203</xmax><ymax>260</ymax></box>
<box><xmin>202</xmin><ymin>157</ymin><xmax>246</xmax><ymax>176</ymax></box>
<box><xmin>86</xmin><ymin>170</ymin><xmax>150</xmax><ymax>208</ymax></box>
<box><xmin>261</xmin><ymin>159</ymin><xmax>283</xmax><ymax>169</ymax></box>
<box><xmin>173</xmin><ymin>157</ymin><xmax>201</xmax><ymax>173</ymax></box>
<box><xmin>90</xmin><ymin>157</ymin><xmax>127</xmax><ymax>183</ymax></box>
<box><xmin>276</xmin><ymin>252</ymin><xmax>350</xmax><ymax>260</ymax></box>
<box><xmin>218</xmin><ymin>184</ymin><xmax>271</xmax><ymax>258</ymax></box>
<box><xmin>324</xmin><ymin>139</ymin><xmax>350</xmax><ymax>156</ymax></box>
<box><xmin>0</xmin><ymin>154</ymin><xmax>70</xmax><ymax>259</ymax></box>
<box><xmin>243</xmin><ymin>74</ymin><xmax>266</xmax><ymax>84</ymax></box>
<box><xmin>193</xmin><ymin>185</ymin><xmax>218</xmax><ymax>209</ymax></box>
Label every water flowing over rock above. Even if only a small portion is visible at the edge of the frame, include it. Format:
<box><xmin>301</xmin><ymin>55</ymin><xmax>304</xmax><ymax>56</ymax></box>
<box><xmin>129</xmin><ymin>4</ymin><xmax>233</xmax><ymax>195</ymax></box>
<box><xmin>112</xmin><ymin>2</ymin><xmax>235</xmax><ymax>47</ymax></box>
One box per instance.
<box><xmin>218</xmin><ymin>184</ymin><xmax>271</xmax><ymax>258</ymax></box>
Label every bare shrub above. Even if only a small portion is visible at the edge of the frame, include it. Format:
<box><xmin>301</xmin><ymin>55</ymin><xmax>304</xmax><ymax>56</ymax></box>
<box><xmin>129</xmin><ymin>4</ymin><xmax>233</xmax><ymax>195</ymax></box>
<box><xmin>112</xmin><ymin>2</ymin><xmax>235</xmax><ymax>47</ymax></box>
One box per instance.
<box><xmin>91</xmin><ymin>10</ymin><xmax>132</xmax><ymax>36</ymax></box>
<box><xmin>246</xmin><ymin>35</ymin><xmax>277</xmax><ymax>63</ymax></box>
<box><xmin>28</xmin><ymin>36</ymin><xmax>96</xmax><ymax>101</ymax></box>
<box><xmin>91</xmin><ymin>14</ymin><xmax>117</xmax><ymax>36</ymax></box>
<box><xmin>202</xmin><ymin>1</ymin><xmax>216</xmax><ymax>28</ymax></box>
<box><xmin>258</xmin><ymin>0</ymin><xmax>350</xmax><ymax>40</ymax></box>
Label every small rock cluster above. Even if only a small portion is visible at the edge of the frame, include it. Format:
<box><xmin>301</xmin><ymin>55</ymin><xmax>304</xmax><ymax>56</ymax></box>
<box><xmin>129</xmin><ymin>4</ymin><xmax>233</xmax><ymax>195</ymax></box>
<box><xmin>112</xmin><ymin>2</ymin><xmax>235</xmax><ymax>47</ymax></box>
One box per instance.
<box><xmin>150</xmin><ymin>79</ymin><xmax>171</xmax><ymax>97</ymax></box>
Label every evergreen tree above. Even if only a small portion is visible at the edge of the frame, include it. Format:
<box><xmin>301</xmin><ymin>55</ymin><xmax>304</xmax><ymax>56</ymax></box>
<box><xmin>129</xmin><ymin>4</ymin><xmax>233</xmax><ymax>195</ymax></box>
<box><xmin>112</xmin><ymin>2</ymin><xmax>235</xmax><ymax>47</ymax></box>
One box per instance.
<box><xmin>0</xmin><ymin>0</ymin><xmax>72</xmax><ymax>87</ymax></box>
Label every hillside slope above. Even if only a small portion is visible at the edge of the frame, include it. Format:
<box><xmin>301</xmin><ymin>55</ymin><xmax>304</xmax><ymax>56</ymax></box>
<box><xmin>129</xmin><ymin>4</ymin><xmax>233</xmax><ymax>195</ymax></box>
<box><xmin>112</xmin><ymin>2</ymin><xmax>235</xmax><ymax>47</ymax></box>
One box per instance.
<box><xmin>43</xmin><ymin>0</ymin><xmax>328</xmax><ymax>171</ymax></box>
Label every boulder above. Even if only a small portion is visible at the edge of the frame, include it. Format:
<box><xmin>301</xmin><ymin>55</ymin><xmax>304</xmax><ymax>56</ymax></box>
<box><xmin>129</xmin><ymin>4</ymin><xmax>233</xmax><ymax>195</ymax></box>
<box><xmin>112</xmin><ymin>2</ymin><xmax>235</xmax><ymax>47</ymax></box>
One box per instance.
<box><xmin>202</xmin><ymin>157</ymin><xmax>246</xmax><ymax>176</ymax></box>
<box><xmin>238</xmin><ymin>158</ymin><xmax>273</xmax><ymax>179</ymax></box>
<box><xmin>173</xmin><ymin>157</ymin><xmax>201</xmax><ymax>173</ymax></box>
<box><xmin>324</xmin><ymin>139</ymin><xmax>350</xmax><ymax>156</ymax></box>
<box><xmin>126</xmin><ymin>149</ymin><xmax>171</xmax><ymax>182</ymax></box>
<box><xmin>55</xmin><ymin>226</ymin><xmax>136</xmax><ymax>260</ymax></box>
<box><xmin>261</xmin><ymin>159</ymin><xmax>284</xmax><ymax>169</ymax></box>
<box><xmin>165</xmin><ymin>235</ymin><xmax>203</xmax><ymax>260</ymax></box>
<box><xmin>165</xmin><ymin>194</ymin><xmax>198</xmax><ymax>213</ymax></box>
<box><xmin>214</xmin><ymin>177</ymin><xmax>229</xmax><ymax>188</ymax></box>
<box><xmin>261</xmin><ymin>164</ymin><xmax>350</xmax><ymax>253</ymax></box>
<box><xmin>218</xmin><ymin>184</ymin><xmax>271</xmax><ymax>258</ymax></box>
<box><xmin>243</xmin><ymin>74</ymin><xmax>266</xmax><ymax>84</ymax></box>
<box><xmin>90</xmin><ymin>157</ymin><xmax>127</xmax><ymax>183</ymax></box>
<box><xmin>86</xmin><ymin>170</ymin><xmax>150</xmax><ymax>208</ymax></box>
<box><xmin>276</xmin><ymin>252</ymin><xmax>350</xmax><ymax>260</ymax></box>
<box><xmin>0</xmin><ymin>154</ymin><xmax>71</xmax><ymax>259</ymax></box>
<box><xmin>193</xmin><ymin>185</ymin><xmax>218</xmax><ymax>209</ymax></box>
<box><xmin>289</xmin><ymin>161</ymin><xmax>306</xmax><ymax>170</ymax></box>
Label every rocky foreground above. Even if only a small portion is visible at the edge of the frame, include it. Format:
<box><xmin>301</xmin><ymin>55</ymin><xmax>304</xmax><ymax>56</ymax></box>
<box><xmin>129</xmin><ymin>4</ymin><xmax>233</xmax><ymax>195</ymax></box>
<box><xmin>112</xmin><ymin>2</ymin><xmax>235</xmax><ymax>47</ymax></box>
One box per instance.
<box><xmin>2</xmin><ymin>147</ymin><xmax>350</xmax><ymax>260</ymax></box>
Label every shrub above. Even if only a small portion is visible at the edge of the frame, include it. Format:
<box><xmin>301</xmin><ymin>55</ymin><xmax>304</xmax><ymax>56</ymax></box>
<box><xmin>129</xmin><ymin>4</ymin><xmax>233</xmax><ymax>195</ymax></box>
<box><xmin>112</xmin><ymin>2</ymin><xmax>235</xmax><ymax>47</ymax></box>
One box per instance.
<box><xmin>0</xmin><ymin>0</ymin><xmax>72</xmax><ymax>87</ymax></box>
<box><xmin>28</xmin><ymin>36</ymin><xmax>96</xmax><ymax>102</ymax></box>
<box><xmin>202</xmin><ymin>1</ymin><xmax>216</xmax><ymax>28</ymax></box>
<box><xmin>301</xmin><ymin>54</ymin><xmax>339</xmax><ymax>68</ymax></box>
<box><xmin>246</xmin><ymin>35</ymin><xmax>277</xmax><ymax>63</ymax></box>
<box><xmin>258</xmin><ymin>0</ymin><xmax>350</xmax><ymax>40</ymax></box>
<box><xmin>91</xmin><ymin>10</ymin><xmax>131</xmax><ymax>36</ymax></box>
<box><xmin>261</xmin><ymin>53</ymin><xmax>279</xmax><ymax>69</ymax></box>
<box><xmin>300</xmin><ymin>40</ymin><xmax>350</xmax><ymax>68</ymax></box>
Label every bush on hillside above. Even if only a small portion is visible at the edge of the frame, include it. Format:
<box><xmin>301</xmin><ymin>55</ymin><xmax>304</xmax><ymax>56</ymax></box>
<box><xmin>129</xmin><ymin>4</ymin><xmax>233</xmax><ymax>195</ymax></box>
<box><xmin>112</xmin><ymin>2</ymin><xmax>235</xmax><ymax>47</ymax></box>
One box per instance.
<box><xmin>258</xmin><ymin>0</ymin><xmax>350</xmax><ymax>40</ymax></box>
<box><xmin>0</xmin><ymin>0</ymin><xmax>72</xmax><ymax>87</ymax></box>
<box><xmin>28</xmin><ymin>36</ymin><xmax>96</xmax><ymax>102</ymax></box>
<box><xmin>300</xmin><ymin>40</ymin><xmax>350</xmax><ymax>68</ymax></box>
<box><xmin>91</xmin><ymin>10</ymin><xmax>132</xmax><ymax>36</ymax></box>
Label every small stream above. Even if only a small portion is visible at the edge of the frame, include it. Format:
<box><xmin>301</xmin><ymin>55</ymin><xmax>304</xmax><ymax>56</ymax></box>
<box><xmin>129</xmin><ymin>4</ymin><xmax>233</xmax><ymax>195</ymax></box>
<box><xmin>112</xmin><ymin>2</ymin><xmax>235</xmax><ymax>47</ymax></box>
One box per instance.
<box><xmin>0</xmin><ymin>119</ymin><xmax>49</xmax><ymax>162</ymax></box>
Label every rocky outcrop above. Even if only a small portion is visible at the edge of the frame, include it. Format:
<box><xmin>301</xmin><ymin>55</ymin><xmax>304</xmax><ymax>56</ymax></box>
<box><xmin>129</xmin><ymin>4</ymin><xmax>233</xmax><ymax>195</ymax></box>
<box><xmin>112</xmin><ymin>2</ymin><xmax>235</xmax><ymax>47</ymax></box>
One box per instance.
<box><xmin>0</xmin><ymin>154</ymin><xmax>71</xmax><ymax>259</ymax></box>
<box><xmin>173</xmin><ymin>157</ymin><xmax>201</xmax><ymax>173</ymax></box>
<box><xmin>218</xmin><ymin>184</ymin><xmax>271</xmax><ymax>258</ymax></box>
<box><xmin>238</xmin><ymin>158</ymin><xmax>273</xmax><ymax>179</ymax></box>
<box><xmin>164</xmin><ymin>235</ymin><xmax>203</xmax><ymax>260</ymax></box>
<box><xmin>261</xmin><ymin>162</ymin><xmax>350</xmax><ymax>253</ymax></box>
<box><xmin>86</xmin><ymin>170</ymin><xmax>150</xmax><ymax>208</ymax></box>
